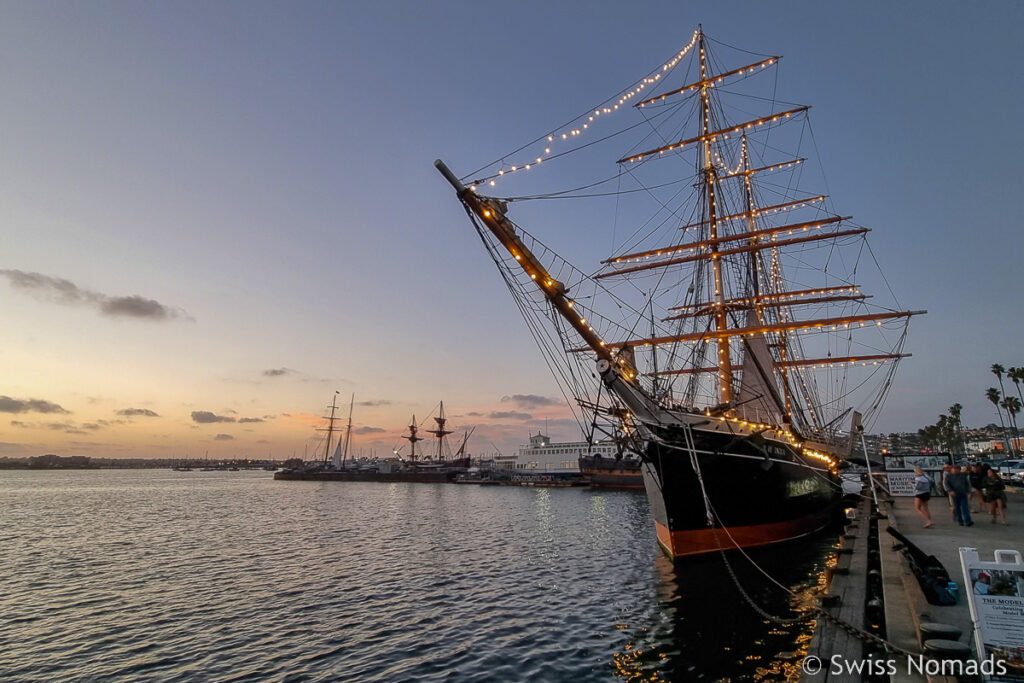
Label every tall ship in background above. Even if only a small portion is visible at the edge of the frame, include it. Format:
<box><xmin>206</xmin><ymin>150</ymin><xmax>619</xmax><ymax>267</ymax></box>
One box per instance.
<box><xmin>437</xmin><ymin>27</ymin><xmax>921</xmax><ymax>558</ymax></box>
<box><xmin>275</xmin><ymin>396</ymin><xmax>471</xmax><ymax>483</ymax></box>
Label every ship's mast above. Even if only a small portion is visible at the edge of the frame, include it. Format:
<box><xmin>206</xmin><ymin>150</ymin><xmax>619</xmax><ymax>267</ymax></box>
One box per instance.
<box><xmin>427</xmin><ymin>401</ymin><xmax>454</xmax><ymax>461</ymax></box>
<box><xmin>404</xmin><ymin>415</ymin><xmax>423</xmax><ymax>462</ymax></box>
<box><xmin>699</xmin><ymin>28</ymin><xmax>733</xmax><ymax>406</ymax></box>
<box><xmin>455</xmin><ymin>427</ymin><xmax>475</xmax><ymax>458</ymax></box>
<box><xmin>321</xmin><ymin>392</ymin><xmax>340</xmax><ymax>462</ymax></box>
<box><xmin>740</xmin><ymin>136</ymin><xmax>792</xmax><ymax>419</ymax></box>
<box><xmin>741</xmin><ymin>137</ymin><xmax>794</xmax><ymax>421</ymax></box>
<box><xmin>341</xmin><ymin>393</ymin><xmax>354</xmax><ymax>468</ymax></box>
<box><xmin>740</xmin><ymin>136</ymin><xmax>759</xmax><ymax>301</ymax></box>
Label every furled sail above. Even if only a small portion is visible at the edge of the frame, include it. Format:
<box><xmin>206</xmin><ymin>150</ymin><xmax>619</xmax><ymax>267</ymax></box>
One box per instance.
<box><xmin>736</xmin><ymin>309</ymin><xmax>786</xmax><ymax>425</ymax></box>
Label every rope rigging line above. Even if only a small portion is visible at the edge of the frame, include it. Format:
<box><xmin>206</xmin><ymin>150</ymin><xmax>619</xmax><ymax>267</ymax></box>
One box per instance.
<box><xmin>688</xmin><ymin>465</ymin><xmax>941</xmax><ymax>659</ymax></box>
<box><xmin>467</xmin><ymin>207</ymin><xmax>603</xmax><ymax>435</ymax></box>
<box><xmin>500</xmin><ymin>171</ymin><xmax>693</xmax><ymax>202</ymax></box>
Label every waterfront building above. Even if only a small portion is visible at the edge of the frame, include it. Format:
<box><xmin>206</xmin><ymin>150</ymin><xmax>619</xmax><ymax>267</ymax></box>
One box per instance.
<box><xmin>514</xmin><ymin>433</ymin><xmax>618</xmax><ymax>472</ymax></box>
<box><xmin>965</xmin><ymin>439</ymin><xmax>1007</xmax><ymax>455</ymax></box>
<box><xmin>487</xmin><ymin>454</ymin><xmax>519</xmax><ymax>470</ymax></box>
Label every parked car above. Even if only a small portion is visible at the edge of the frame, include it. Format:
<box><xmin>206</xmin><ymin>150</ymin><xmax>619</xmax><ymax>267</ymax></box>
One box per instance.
<box><xmin>994</xmin><ymin>458</ymin><xmax>1024</xmax><ymax>484</ymax></box>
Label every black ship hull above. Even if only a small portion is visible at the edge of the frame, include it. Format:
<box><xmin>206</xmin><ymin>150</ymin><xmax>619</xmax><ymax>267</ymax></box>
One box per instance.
<box><xmin>640</xmin><ymin>423</ymin><xmax>842</xmax><ymax>559</ymax></box>
<box><xmin>274</xmin><ymin>469</ymin><xmax>459</xmax><ymax>484</ymax></box>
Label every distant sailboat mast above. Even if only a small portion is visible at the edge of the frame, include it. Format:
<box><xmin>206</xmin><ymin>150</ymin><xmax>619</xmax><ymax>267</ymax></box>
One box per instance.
<box><xmin>321</xmin><ymin>391</ymin><xmax>340</xmax><ymax>463</ymax></box>
<box><xmin>341</xmin><ymin>394</ymin><xmax>354</xmax><ymax>468</ymax></box>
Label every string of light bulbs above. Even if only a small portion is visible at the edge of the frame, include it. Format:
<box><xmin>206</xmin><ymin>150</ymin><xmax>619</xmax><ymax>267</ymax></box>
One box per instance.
<box><xmin>466</xmin><ymin>30</ymin><xmax>701</xmax><ymax>192</ymax></box>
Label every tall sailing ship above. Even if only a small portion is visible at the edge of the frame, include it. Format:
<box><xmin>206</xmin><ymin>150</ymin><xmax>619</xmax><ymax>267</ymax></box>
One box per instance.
<box><xmin>437</xmin><ymin>27</ymin><xmax>922</xmax><ymax>559</ymax></box>
<box><xmin>275</xmin><ymin>396</ymin><xmax>471</xmax><ymax>483</ymax></box>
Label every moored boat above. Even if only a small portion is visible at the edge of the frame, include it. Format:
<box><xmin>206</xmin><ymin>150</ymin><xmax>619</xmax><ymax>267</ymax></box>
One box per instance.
<box><xmin>578</xmin><ymin>453</ymin><xmax>644</xmax><ymax>490</ymax></box>
<box><xmin>274</xmin><ymin>396</ymin><xmax>471</xmax><ymax>484</ymax></box>
<box><xmin>436</xmin><ymin>27</ymin><xmax>922</xmax><ymax>558</ymax></box>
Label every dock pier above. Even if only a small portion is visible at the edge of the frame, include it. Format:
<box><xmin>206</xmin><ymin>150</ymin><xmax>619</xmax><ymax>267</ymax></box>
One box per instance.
<box><xmin>803</xmin><ymin>485</ymin><xmax>1022</xmax><ymax>681</ymax></box>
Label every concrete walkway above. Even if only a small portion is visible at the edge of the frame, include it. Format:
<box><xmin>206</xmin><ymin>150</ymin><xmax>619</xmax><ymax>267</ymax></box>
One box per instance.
<box><xmin>881</xmin><ymin>485</ymin><xmax>1022</xmax><ymax>654</ymax></box>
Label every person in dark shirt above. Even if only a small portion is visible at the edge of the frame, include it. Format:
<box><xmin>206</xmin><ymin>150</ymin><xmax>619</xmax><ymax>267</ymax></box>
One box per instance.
<box><xmin>945</xmin><ymin>465</ymin><xmax>973</xmax><ymax>526</ymax></box>
<box><xmin>982</xmin><ymin>469</ymin><xmax>1008</xmax><ymax>525</ymax></box>
<box><xmin>969</xmin><ymin>464</ymin><xmax>989</xmax><ymax>513</ymax></box>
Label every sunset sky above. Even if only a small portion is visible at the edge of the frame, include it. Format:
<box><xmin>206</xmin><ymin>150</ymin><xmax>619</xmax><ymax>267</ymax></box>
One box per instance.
<box><xmin>2</xmin><ymin>1</ymin><xmax>1022</xmax><ymax>460</ymax></box>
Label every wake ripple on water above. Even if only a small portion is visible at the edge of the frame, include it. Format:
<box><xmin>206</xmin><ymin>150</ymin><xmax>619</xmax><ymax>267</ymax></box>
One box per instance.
<box><xmin>0</xmin><ymin>470</ymin><xmax>834</xmax><ymax>682</ymax></box>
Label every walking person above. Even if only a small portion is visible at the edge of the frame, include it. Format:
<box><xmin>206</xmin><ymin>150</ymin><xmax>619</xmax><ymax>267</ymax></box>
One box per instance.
<box><xmin>940</xmin><ymin>464</ymin><xmax>955</xmax><ymax>520</ymax></box>
<box><xmin>913</xmin><ymin>466</ymin><xmax>934</xmax><ymax>528</ymax></box>
<box><xmin>982</xmin><ymin>469</ymin><xmax>1008</xmax><ymax>525</ymax></box>
<box><xmin>945</xmin><ymin>464</ymin><xmax>973</xmax><ymax>526</ymax></box>
<box><xmin>969</xmin><ymin>464</ymin><xmax>988</xmax><ymax>513</ymax></box>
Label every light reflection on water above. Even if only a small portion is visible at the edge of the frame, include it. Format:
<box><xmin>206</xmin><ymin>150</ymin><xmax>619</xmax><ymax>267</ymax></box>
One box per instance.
<box><xmin>0</xmin><ymin>470</ymin><xmax>834</xmax><ymax>681</ymax></box>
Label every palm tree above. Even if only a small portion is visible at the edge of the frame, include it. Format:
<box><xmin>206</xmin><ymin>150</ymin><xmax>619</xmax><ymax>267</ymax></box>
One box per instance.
<box><xmin>1001</xmin><ymin>395</ymin><xmax>1021</xmax><ymax>454</ymax></box>
<box><xmin>987</xmin><ymin>387</ymin><xmax>1012</xmax><ymax>455</ymax></box>
<box><xmin>917</xmin><ymin>425</ymin><xmax>940</xmax><ymax>451</ymax></box>
<box><xmin>948</xmin><ymin>403</ymin><xmax>965</xmax><ymax>454</ymax></box>
<box><xmin>993</xmin><ymin>363</ymin><xmax>1009</xmax><ymax>405</ymax></box>
<box><xmin>935</xmin><ymin>414</ymin><xmax>952</xmax><ymax>451</ymax></box>
<box><xmin>1009</xmin><ymin>367</ymin><xmax>1024</xmax><ymax>406</ymax></box>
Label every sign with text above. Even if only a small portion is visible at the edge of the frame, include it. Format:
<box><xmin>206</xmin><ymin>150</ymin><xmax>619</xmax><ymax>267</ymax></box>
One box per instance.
<box><xmin>885</xmin><ymin>471</ymin><xmax>918</xmax><ymax>496</ymax></box>
<box><xmin>960</xmin><ymin>548</ymin><xmax>1024</xmax><ymax>681</ymax></box>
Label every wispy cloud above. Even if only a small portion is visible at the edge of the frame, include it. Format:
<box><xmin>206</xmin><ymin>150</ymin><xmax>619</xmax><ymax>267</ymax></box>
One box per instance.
<box><xmin>191</xmin><ymin>411</ymin><xmax>236</xmax><ymax>424</ymax></box>
<box><xmin>354</xmin><ymin>426</ymin><xmax>385</xmax><ymax>434</ymax></box>
<box><xmin>238</xmin><ymin>417</ymin><xmax>264</xmax><ymax>423</ymax></box>
<box><xmin>500</xmin><ymin>394</ymin><xmax>560</xmax><ymax>408</ymax></box>
<box><xmin>357</xmin><ymin>400</ymin><xmax>391</xmax><ymax>407</ymax></box>
<box><xmin>0</xmin><ymin>396</ymin><xmax>70</xmax><ymax>414</ymax></box>
<box><xmin>0</xmin><ymin>269</ymin><xmax>188</xmax><ymax>321</ymax></box>
<box><xmin>214</xmin><ymin>433</ymin><xmax>234</xmax><ymax>440</ymax></box>
<box><xmin>263</xmin><ymin>368</ymin><xmax>292</xmax><ymax>377</ymax></box>
<box><xmin>11</xmin><ymin>420</ymin><xmax>69</xmax><ymax>430</ymax></box>
<box><xmin>488</xmin><ymin>410</ymin><xmax>533</xmax><ymax>421</ymax></box>
<box><xmin>116</xmin><ymin>408</ymin><xmax>160</xmax><ymax>418</ymax></box>
<box><xmin>10</xmin><ymin>419</ymin><xmax>96</xmax><ymax>434</ymax></box>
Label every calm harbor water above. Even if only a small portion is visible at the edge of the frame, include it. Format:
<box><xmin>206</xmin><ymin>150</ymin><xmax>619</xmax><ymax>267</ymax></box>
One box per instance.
<box><xmin>0</xmin><ymin>470</ymin><xmax>837</xmax><ymax>681</ymax></box>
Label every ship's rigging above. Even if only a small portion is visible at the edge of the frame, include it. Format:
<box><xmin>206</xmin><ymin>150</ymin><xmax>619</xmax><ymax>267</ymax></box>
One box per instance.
<box><xmin>439</xmin><ymin>27</ymin><xmax>922</xmax><ymax>451</ymax></box>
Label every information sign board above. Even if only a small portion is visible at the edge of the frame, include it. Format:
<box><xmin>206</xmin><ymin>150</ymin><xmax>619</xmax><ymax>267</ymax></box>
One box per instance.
<box><xmin>885</xmin><ymin>471</ymin><xmax>917</xmax><ymax>496</ymax></box>
<box><xmin>959</xmin><ymin>547</ymin><xmax>1024</xmax><ymax>681</ymax></box>
<box><xmin>882</xmin><ymin>453</ymin><xmax>951</xmax><ymax>471</ymax></box>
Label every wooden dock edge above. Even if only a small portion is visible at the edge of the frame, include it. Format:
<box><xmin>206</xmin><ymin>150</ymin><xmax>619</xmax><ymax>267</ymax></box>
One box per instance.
<box><xmin>876</xmin><ymin>495</ymin><xmax>955</xmax><ymax>683</ymax></box>
<box><xmin>801</xmin><ymin>492</ymin><xmax>957</xmax><ymax>683</ymax></box>
<box><xmin>803</xmin><ymin>496</ymin><xmax>872</xmax><ymax>681</ymax></box>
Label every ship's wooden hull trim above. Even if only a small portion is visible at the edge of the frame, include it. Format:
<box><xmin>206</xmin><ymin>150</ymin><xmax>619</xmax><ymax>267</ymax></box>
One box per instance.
<box><xmin>274</xmin><ymin>470</ymin><xmax>457</xmax><ymax>483</ymax></box>
<box><xmin>653</xmin><ymin>509</ymin><xmax>836</xmax><ymax>558</ymax></box>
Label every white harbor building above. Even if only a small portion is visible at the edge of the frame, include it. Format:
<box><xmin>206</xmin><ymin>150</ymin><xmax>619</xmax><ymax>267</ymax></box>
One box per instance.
<box><xmin>507</xmin><ymin>433</ymin><xmax>619</xmax><ymax>473</ymax></box>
